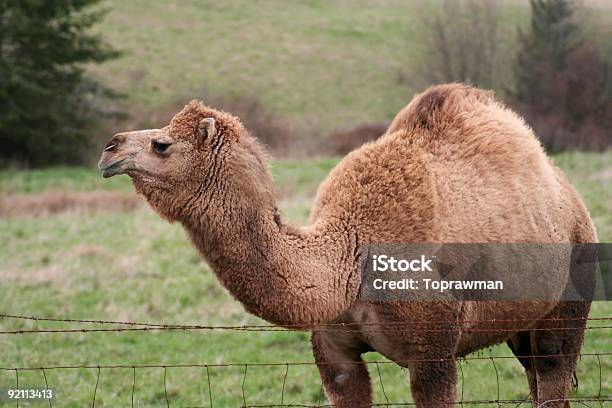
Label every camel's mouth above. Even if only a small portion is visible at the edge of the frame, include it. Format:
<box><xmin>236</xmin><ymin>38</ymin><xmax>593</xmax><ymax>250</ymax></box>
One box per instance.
<box><xmin>99</xmin><ymin>158</ymin><xmax>127</xmax><ymax>178</ymax></box>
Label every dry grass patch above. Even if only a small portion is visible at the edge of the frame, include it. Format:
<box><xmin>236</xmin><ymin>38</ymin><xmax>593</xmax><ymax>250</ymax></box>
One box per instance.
<box><xmin>0</xmin><ymin>191</ymin><xmax>143</xmax><ymax>217</ymax></box>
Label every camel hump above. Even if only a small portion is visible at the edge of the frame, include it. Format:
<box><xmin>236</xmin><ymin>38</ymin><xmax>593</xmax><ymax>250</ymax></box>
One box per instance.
<box><xmin>387</xmin><ymin>83</ymin><xmax>496</xmax><ymax>134</ymax></box>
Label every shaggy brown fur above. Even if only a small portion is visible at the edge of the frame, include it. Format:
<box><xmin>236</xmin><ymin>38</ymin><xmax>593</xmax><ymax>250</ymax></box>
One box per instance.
<box><xmin>99</xmin><ymin>83</ymin><xmax>597</xmax><ymax>407</ymax></box>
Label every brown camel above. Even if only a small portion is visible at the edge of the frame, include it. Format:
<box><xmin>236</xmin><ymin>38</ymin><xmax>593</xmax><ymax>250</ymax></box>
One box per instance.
<box><xmin>99</xmin><ymin>84</ymin><xmax>596</xmax><ymax>407</ymax></box>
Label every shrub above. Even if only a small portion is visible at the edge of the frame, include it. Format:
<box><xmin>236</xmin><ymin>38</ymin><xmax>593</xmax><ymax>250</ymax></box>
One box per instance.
<box><xmin>414</xmin><ymin>0</ymin><xmax>503</xmax><ymax>90</ymax></box>
<box><xmin>327</xmin><ymin>123</ymin><xmax>388</xmax><ymax>155</ymax></box>
<box><xmin>216</xmin><ymin>96</ymin><xmax>297</xmax><ymax>153</ymax></box>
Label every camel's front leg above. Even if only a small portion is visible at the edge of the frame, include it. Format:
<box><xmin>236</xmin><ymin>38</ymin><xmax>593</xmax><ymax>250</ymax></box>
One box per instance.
<box><xmin>408</xmin><ymin>359</ymin><xmax>457</xmax><ymax>407</ymax></box>
<box><xmin>311</xmin><ymin>332</ymin><xmax>372</xmax><ymax>407</ymax></box>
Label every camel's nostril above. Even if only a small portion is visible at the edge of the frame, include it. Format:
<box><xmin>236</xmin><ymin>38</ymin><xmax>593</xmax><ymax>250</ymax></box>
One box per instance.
<box><xmin>104</xmin><ymin>134</ymin><xmax>127</xmax><ymax>151</ymax></box>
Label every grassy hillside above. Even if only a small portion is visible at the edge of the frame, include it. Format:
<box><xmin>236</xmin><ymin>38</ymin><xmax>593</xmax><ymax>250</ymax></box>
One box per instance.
<box><xmin>89</xmin><ymin>0</ymin><xmax>526</xmax><ymax>136</ymax></box>
<box><xmin>0</xmin><ymin>152</ymin><xmax>610</xmax><ymax>406</ymax></box>
<box><xmin>89</xmin><ymin>0</ymin><xmax>611</xmax><ymax>139</ymax></box>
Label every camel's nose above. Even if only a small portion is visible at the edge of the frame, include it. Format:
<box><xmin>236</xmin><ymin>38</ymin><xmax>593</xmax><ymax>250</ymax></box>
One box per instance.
<box><xmin>103</xmin><ymin>133</ymin><xmax>127</xmax><ymax>152</ymax></box>
<box><xmin>98</xmin><ymin>133</ymin><xmax>131</xmax><ymax>177</ymax></box>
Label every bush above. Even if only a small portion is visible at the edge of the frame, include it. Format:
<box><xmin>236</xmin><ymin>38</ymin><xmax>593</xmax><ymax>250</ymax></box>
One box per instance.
<box><xmin>414</xmin><ymin>0</ymin><xmax>504</xmax><ymax>90</ymax></box>
<box><xmin>327</xmin><ymin>123</ymin><xmax>388</xmax><ymax>155</ymax></box>
<box><xmin>216</xmin><ymin>96</ymin><xmax>297</xmax><ymax>153</ymax></box>
<box><xmin>0</xmin><ymin>0</ymin><xmax>118</xmax><ymax>167</ymax></box>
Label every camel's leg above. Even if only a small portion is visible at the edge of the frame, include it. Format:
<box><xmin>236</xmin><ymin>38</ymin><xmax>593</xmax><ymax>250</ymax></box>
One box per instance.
<box><xmin>507</xmin><ymin>332</ymin><xmax>538</xmax><ymax>395</ymax></box>
<box><xmin>406</xmin><ymin>358</ymin><xmax>457</xmax><ymax>407</ymax></box>
<box><xmin>311</xmin><ymin>332</ymin><xmax>372</xmax><ymax>407</ymax></box>
<box><xmin>508</xmin><ymin>302</ymin><xmax>590</xmax><ymax>408</ymax></box>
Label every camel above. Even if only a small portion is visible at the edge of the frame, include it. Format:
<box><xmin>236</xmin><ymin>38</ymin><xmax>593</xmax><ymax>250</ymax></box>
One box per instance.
<box><xmin>98</xmin><ymin>84</ymin><xmax>597</xmax><ymax>407</ymax></box>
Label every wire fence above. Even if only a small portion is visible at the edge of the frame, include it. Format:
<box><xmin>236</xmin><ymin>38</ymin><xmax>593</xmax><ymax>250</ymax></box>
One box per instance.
<box><xmin>0</xmin><ymin>313</ymin><xmax>610</xmax><ymax>407</ymax></box>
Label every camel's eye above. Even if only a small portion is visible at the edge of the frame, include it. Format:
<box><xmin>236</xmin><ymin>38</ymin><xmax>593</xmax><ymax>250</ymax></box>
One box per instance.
<box><xmin>152</xmin><ymin>141</ymin><xmax>171</xmax><ymax>154</ymax></box>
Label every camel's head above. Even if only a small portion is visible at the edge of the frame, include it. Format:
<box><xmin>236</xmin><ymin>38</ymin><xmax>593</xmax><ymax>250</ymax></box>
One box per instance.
<box><xmin>98</xmin><ymin>100</ymin><xmax>273</xmax><ymax>221</ymax></box>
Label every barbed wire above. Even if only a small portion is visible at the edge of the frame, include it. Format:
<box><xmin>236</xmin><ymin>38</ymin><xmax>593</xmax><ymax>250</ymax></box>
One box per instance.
<box><xmin>1</xmin><ymin>313</ymin><xmax>610</xmax><ymax>335</ymax></box>
<box><xmin>1</xmin><ymin>325</ymin><xmax>611</xmax><ymax>335</ymax></box>
<box><xmin>2</xmin><ymin>312</ymin><xmax>610</xmax><ymax>328</ymax></box>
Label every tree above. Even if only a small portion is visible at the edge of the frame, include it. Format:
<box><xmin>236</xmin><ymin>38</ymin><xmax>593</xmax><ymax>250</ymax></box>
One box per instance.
<box><xmin>513</xmin><ymin>0</ymin><xmax>611</xmax><ymax>150</ymax></box>
<box><xmin>0</xmin><ymin>0</ymin><xmax>119</xmax><ymax>167</ymax></box>
<box><xmin>514</xmin><ymin>0</ymin><xmax>577</xmax><ymax>110</ymax></box>
<box><xmin>415</xmin><ymin>0</ymin><xmax>502</xmax><ymax>90</ymax></box>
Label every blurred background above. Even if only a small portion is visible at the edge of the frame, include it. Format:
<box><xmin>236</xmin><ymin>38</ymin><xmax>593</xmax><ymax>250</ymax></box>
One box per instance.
<box><xmin>0</xmin><ymin>1</ymin><xmax>610</xmax><ymax>406</ymax></box>
<box><xmin>1</xmin><ymin>0</ymin><xmax>610</xmax><ymax>166</ymax></box>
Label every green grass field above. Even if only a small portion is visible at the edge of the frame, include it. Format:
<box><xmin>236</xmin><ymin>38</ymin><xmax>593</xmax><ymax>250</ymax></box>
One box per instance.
<box><xmin>0</xmin><ymin>152</ymin><xmax>610</xmax><ymax>406</ymax></box>
<box><xmin>1</xmin><ymin>0</ymin><xmax>610</xmax><ymax>405</ymax></box>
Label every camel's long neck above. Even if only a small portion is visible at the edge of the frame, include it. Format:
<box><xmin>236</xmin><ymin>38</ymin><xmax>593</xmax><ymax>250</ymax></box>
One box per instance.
<box><xmin>181</xmin><ymin>190</ymin><xmax>359</xmax><ymax>326</ymax></box>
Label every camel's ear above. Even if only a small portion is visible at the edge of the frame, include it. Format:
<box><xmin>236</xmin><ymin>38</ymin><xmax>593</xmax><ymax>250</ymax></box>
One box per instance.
<box><xmin>197</xmin><ymin>117</ymin><xmax>216</xmax><ymax>143</ymax></box>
